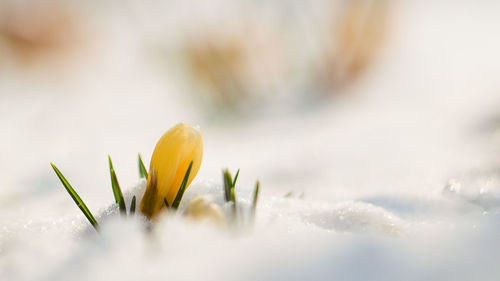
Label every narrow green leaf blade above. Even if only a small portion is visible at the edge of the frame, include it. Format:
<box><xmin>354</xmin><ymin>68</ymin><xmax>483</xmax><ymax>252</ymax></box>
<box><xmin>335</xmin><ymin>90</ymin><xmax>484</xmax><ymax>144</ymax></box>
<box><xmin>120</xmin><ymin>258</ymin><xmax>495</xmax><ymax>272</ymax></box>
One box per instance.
<box><xmin>232</xmin><ymin>169</ymin><xmax>240</xmax><ymax>187</ymax></box>
<box><xmin>230</xmin><ymin>188</ymin><xmax>237</xmax><ymax>219</ymax></box>
<box><xmin>164</xmin><ymin>197</ymin><xmax>170</xmax><ymax>209</ymax></box>
<box><xmin>251</xmin><ymin>180</ymin><xmax>260</xmax><ymax>220</ymax></box>
<box><xmin>230</xmin><ymin>184</ymin><xmax>236</xmax><ymax>203</ymax></box>
<box><xmin>231</xmin><ymin>188</ymin><xmax>237</xmax><ymax>213</ymax></box>
<box><xmin>130</xmin><ymin>196</ymin><xmax>136</xmax><ymax>216</ymax></box>
<box><xmin>171</xmin><ymin>161</ymin><xmax>193</xmax><ymax>209</ymax></box>
<box><xmin>138</xmin><ymin>153</ymin><xmax>148</xmax><ymax>179</ymax></box>
<box><xmin>223</xmin><ymin>169</ymin><xmax>232</xmax><ymax>202</ymax></box>
<box><xmin>50</xmin><ymin>163</ymin><xmax>99</xmax><ymax>230</ymax></box>
<box><xmin>108</xmin><ymin>155</ymin><xmax>126</xmax><ymax>215</ymax></box>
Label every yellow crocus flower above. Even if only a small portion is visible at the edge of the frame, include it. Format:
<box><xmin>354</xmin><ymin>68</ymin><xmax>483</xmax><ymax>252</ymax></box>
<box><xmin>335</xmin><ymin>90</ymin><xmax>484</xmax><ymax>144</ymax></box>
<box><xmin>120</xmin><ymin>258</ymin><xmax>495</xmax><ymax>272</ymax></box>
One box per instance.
<box><xmin>140</xmin><ymin>123</ymin><xmax>203</xmax><ymax>218</ymax></box>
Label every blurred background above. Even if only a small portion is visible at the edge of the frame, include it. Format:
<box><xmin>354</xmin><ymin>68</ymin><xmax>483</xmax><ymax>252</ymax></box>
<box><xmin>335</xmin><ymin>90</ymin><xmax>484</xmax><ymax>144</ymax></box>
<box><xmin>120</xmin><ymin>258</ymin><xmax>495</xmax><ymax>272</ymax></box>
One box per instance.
<box><xmin>2</xmin><ymin>0</ymin><xmax>500</xmax><ymax>235</ymax></box>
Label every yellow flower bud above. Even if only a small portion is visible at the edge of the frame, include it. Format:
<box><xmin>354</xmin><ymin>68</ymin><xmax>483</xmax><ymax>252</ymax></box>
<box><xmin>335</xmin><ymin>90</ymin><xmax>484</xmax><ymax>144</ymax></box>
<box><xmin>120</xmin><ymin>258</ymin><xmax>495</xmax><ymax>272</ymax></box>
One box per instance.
<box><xmin>186</xmin><ymin>195</ymin><xmax>226</xmax><ymax>225</ymax></box>
<box><xmin>140</xmin><ymin>123</ymin><xmax>203</xmax><ymax>218</ymax></box>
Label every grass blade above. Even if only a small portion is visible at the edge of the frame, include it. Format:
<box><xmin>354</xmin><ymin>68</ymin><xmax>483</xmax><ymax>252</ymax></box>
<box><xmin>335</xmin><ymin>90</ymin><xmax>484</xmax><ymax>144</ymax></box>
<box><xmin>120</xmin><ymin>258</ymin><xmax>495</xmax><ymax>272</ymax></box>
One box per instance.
<box><xmin>251</xmin><ymin>180</ymin><xmax>260</xmax><ymax>221</ymax></box>
<box><xmin>232</xmin><ymin>169</ymin><xmax>240</xmax><ymax>187</ymax></box>
<box><xmin>230</xmin><ymin>188</ymin><xmax>237</xmax><ymax>217</ymax></box>
<box><xmin>223</xmin><ymin>169</ymin><xmax>232</xmax><ymax>202</ymax></box>
<box><xmin>50</xmin><ymin>163</ymin><xmax>99</xmax><ymax>230</ymax></box>
<box><xmin>171</xmin><ymin>161</ymin><xmax>193</xmax><ymax>209</ymax></box>
<box><xmin>138</xmin><ymin>153</ymin><xmax>148</xmax><ymax>179</ymax></box>
<box><xmin>130</xmin><ymin>196</ymin><xmax>136</xmax><ymax>216</ymax></box>
<box><xmin>108</xmin><ymin>155</ymin><xmax>126</xmax><ymax>216</ymax></box>
<box><xmin>230</xmin><ymin>183</ymin><xmax>236</xmax><ymax>203</ymax></box>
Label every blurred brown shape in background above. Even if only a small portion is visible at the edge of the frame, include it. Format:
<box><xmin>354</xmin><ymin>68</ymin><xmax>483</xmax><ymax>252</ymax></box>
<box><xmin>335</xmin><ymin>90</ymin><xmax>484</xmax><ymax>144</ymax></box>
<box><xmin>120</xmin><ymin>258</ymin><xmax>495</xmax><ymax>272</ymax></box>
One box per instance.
<box><xmin>183</xmin><ymin>35</ymin><xmax>248</xmax><ymax>108</ymax></box>
<box><xmin>319</xmin><ymin>0</ymin><xmax>390</xmax><ymax>92</ymax></box>
<box><xmin>0</xmin><ymin>0</ymin><xmax>78</xmax><ymax>64</ymax></box>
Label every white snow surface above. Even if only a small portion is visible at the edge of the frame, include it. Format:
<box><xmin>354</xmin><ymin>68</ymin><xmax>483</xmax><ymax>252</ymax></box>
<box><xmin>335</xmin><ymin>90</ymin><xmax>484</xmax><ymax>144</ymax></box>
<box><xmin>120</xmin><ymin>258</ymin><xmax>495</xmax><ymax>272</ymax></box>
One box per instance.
<box><xmin>2</xmin><ymin>1</ymin><xmax>500</xmax><ymax>280</ymax></box>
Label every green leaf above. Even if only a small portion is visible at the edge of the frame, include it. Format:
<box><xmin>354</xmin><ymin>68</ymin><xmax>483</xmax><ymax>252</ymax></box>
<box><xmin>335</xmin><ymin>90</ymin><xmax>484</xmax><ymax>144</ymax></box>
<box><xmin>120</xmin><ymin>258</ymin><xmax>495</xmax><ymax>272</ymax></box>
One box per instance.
<box><xmin>164</xmin><ymin>197</ymin><xmax>170</xmax><ymax>209</ymax></box>
<box><xmin>251</xmin><ymin>180</ymin><xmax>260</xmax><ymax>219</ymax></box>
<box><xmin>130</xmin><ymin>196</ymin><xmax>136</xmax><ymax>216</ymax></box>
<box><xmin>232</xmin><ymin>169</ymin><xmax>240</xmax><ymax>187</ymax></box>
<box><xmin>223</xmin><ymin>169</ymin><xmax>232</xmax><ymax>202</ymax></box>
<box><xmin>171</xmin><ymin>161</ymin><xmax>193</xmax><ymax>209</ymax></box>
<box><xmin>230</xmin><ymin>184</ymin><xmax>236</xmax><ymax>203</ymax></box>
<box><xmin>108</xmin><ymin>155</ymin><xmax>126</xmax><ymax>216</ymax></box>
<box><xmin>230</xmin><ymin>188</ymin><xmax>237</xmax><ymax>216</ymax></box>
<box><xmin>138</xmin><ymin>153</ymin><xmax>148</xmax><ymax>179</ymax></box>
<box><xmin>50</xmin><ymin>163</ymin><xmax>99</xmax><ymax>230</ymax></box>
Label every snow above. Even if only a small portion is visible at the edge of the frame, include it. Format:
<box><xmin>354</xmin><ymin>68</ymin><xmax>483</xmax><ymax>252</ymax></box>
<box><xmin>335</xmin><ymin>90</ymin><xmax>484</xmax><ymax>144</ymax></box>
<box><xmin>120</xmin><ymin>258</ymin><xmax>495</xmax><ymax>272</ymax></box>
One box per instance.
<box><xmin>2</xmin><ymin>0</ymin><xmax>500</xmax><ymax>280</ymax></box>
